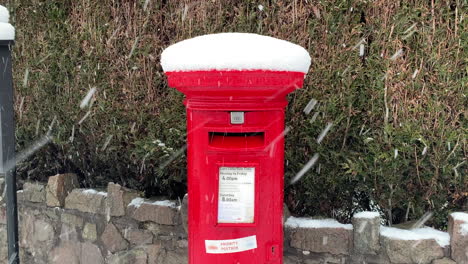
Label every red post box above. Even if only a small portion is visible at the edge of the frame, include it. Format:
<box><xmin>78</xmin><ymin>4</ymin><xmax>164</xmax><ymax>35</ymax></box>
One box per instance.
<box><xmin>162</xmin><ymin>33</ymin><xmax>310</xmax><ymax>264</ymax></box>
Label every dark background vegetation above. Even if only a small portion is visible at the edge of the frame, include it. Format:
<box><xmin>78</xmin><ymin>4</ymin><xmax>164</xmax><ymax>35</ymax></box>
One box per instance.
<box><xmin>1</xmin><ymin>0</ymin><xmax>466</xmax><ymax>228</ymax></box>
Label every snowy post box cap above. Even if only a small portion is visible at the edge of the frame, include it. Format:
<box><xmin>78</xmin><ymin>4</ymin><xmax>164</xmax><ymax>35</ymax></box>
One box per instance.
<box><xmin>161</xmin><ymin>33</ymin><xmax>311</xmax><ymax>73</ymax></box>
<box><xmin>0</xmin><ymin>5</ymin><xmax>15</xmax><ymax>41</ymax></box>
<box><xmin>161</xmin><ymin>33</ymin><xmax>311</xmax><ymax>98</ymax></box>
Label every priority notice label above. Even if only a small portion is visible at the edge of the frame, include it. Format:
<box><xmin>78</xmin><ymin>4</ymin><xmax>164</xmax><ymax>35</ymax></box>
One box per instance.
<box><xmin>205</xmin><ymin>235</ymin><xmax>258</xmax><ymax>254</ymax></box>
<box><xmin>218</xmin><ymin>167</ymin><xmax>255</xmax><ymax>223</ymax></box>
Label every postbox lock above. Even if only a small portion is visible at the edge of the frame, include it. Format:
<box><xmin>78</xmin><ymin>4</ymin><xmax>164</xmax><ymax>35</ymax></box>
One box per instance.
<box><xmin>230</xmin><ymin>112</ymin><xmax>245</xmax><ymax>124</ymax></box>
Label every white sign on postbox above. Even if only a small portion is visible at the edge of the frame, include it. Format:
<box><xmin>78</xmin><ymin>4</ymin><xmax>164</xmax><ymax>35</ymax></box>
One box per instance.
<box><xmin>217</xmin><ymin>167</ymin><xmax>255</xmax><ymax>223</ymax></box>
<box><xmin>205</xmin><ymin>235</ymin><xmax>258</xmax><ymax>254</ymax></box>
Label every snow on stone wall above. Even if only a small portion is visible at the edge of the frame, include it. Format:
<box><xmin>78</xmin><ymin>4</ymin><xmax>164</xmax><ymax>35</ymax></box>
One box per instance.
<box><xmin>0</xmin><ymin>174</ymin><xmax>464</xmax><ymax>264</ymax></box>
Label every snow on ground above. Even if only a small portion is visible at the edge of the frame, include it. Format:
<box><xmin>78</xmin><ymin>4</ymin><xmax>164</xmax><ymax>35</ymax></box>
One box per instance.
<box><xmin>353</xmin><ymin>211</ymin><xmax>380</xmax><ymax>219</ymax></box>
<box><xmin>128</xmin><ymin>197</ymin><xmax>178</xmax><ymax>209</ymax></box>
<box><xmin>380</xmin><ymin>226</ymin><xmax>450</xmax><ymax>247</ymax></box>
<box><xmin>0</xmin><ymin>5</ymin><xmax>14</xmax><ymax>40</ymax></box>
<box><xmin>161</xmin><ymin>33</ymin><xmax>311</xmax><ymax>73</ymax></box>
<box><xmin>83</xmin><ymin>189</ymin><xmax>107</xmax><ymax>196</ymax></box>
<box><xmin>285</xmin><ymin>216</ymin><xmax>353</xmax><ymax>230</ymax></box>
<box><xmin>451</xmin><ymin>212</ymin><xmax>468</xmax><ymax>222</ymax></box>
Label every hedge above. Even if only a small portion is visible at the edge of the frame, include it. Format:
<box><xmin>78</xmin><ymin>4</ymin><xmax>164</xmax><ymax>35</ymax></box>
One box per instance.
<box><xmin>4</xmin><ymin>0</ymin><xmax>466</xmax><ymax>228</ymax></box>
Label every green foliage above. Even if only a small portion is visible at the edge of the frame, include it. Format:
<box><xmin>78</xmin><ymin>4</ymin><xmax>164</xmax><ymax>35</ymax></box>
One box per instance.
<box><xmin>2</xmin><ymin>0</ymin><xmax>466</xmax><ymax>227</ymax></box>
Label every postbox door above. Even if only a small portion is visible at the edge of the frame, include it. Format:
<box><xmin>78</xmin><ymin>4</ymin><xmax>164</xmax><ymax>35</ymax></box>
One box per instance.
<box><xmin>191</xmin><ymin>154</ymin><xmax>282</xmax><ymax>263</ymax></box>
<box><xmin>187</xmin><ymin>109</ymin><xmax>285</xmax><ymax>264</ymax></box>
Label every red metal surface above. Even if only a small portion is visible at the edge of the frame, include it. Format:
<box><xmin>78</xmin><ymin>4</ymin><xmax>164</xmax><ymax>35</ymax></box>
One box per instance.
<box><xmin>166</xmin><ymin>70</ymin><xmax>304</xmax><ymax>100</ymax></box>
<box><xmin>166</xmin><ymin>70</ymin><xmax>305</xmax><ymax>264</ymax></box>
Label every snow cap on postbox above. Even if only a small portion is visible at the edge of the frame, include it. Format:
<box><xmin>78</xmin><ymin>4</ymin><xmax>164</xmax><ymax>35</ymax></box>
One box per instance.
<box><xmin>0</xmin><ymin>5</ymin><xmax>15</xmax><ymax>40</ymax></box>
<box><xmin>161</xmin><ymin>33</ymin><xmax>311</xmax><ymax>74</ymax></box>
<box><xmin>161</xmin><ymin>33</ymin><xmax>311</xmax><ymax>98</ymax></box>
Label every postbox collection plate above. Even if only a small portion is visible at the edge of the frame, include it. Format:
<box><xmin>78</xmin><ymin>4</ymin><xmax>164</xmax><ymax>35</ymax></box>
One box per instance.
<box><xmin>217</xmin><ymin>167</ymin><xmax>255</xmax><ymax>224</ymax></box>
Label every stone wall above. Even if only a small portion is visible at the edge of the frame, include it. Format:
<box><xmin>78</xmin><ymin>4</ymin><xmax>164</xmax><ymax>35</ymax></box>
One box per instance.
<box><xmin>0</xmin><ymin>174</ymin><xmax>466</xmax><ymax>264</ymax></box>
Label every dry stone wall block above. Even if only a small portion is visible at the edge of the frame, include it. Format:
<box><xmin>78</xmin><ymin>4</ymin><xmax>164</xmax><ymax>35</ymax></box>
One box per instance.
<box><xmin>61</xmin><ymin>212</ymin><xmax>84</xmax><ymax>228</ymax></box>
<box><xmin>22</xmin><ymin>182</ymin><xmax>46</xmax><ymax>203</ymax></box>
<box><xmin>124</xmin><ymin>229</ymin><xmax>154</xmax><ymax>246</ymax></box>
<box><xmin>289</xmin><ymin>226</ymin><xmax>352</xmax><ymax>255</ymax></box>
<box><xmin>80</xmin><ymin>242</ymin><xmax>104</xmax><ymax>264</ymax></box>
<box><xmin>49</xmin><ymin>241</ymin><xmax>80</xmax><ymax>264</ymax></box>
<box><xmin>0</xmin><ymin>179</ymin><xmax>4</xmax><ymax>222</ymax></box>
<box><xmin>46</xmin><ymin>173</ymin><xmax>79</xmax><ymax>207</ymax></box>
<box><xmin>0</xmin><ymin>178</ymin><xmax>5</xmax><ymax>196</ymax></box>
<box><xmin>33</xmin><ymin>218</ymin><xmax>55</xmax><ymax>243</ymax></box>
<box><xmin>350</xmin><ymin>253</ymin><xmax>391</xmax><ymax>264</ymax></box>
<box><xmin>44</xmin><ymin>207</ymin><xmax>61</xmax><ymax>220</ymax></box>
<box><xmin>432</xmin><ymin>258</ymin><xmax>457</xmax><ymax>264</ymax></box>
<box><xmin>59</xmin><ymin>223</ymin><xmax>79</xmax><ymax>242</ymax></box>
<box><xmin>303</xmin><ymin>256</ymin><xmax>346</xmax><ymax>264</ymax></box>
<box><xmin>0</xmin><ymin>225</ymin><xmax>7</xmax><ymax>263</ymax></box>
<box><xmin>19</xmin><ymin>213</ymin><xmax>33</xmax><ymax>248</ymax></box>
<box><xmin>181</xmin><ymin>194</ymin><xmax>188</xmax><ymax>233</ymax></box>
<box><xmin>143</xmin><ymin>222</ymin><xmax>182</xmax><ymax>239</ymax></box>
<box><xmin>0</xmin><ymin>204</ymin><xmax>6</xmax><ymax>224</ymax></box>
<box><xmin>283</xmin><ymin>203</ymin><xmax>291</xmax><ymax>225</ymax></box>
<box><xmin>83</xmin><ymin>222</ymin><xmax>98</xmax><ymax>241</ymax></box>
<box><xmin>107</xmin><ymin>248</ymin><xmax>147</xmax><ymax>264</ymax></box>
<box><xmin>20</xmin><ymin>213</ymin><xmax>55</xmax><ymax>248</ymax></box>
<box><xmin>49</xmin><ymin>241</ymin><xmax>103</xmax><ymax>264</ymax></box>
<box><xmin>144</xmin><ymin>244</ymin><xmax>163</xmax><ymax>264</ymax></box>
<box><xmin>177</xmin><ymin>239</ymin><xmax>188</xmax><ymax>248</ymax></box>
<box><xmin>101</xmin><ymin>222</ymin><xmax>129</xmax><ymax>253</ymax></box>
<box><xmin>16</xmin><ymin>190</ymin><xmax>24</xmax><ymax>201</ymax></box>
<box><xmin>107</xmin><ymin>182</ymin><xmax>140</xmax><ymax>217</ymax></box>
<box><xmin>284</xmin><ymin>253</ymin><xmax>302</xmax><ymax>264</ymax></box>
<box><xmin>128</xmin><ymin>198</ymin><xmax>180</xmax><ymax>225</ymax></box>
<box><xmin>158</xmin><ymin>248</ymin><xmax>188</xmax><ymax>264</ymax></box>
<box><xmin>352</xmin><ymin>211</ymin><xmax>381</xmax><ymax>254</ymax></box>
<box><xmin>381</xmin><ymin>236</ymin><xmax>445</xmax><ymax>264</ymax></box>
<box><xmin>19</xmin><ymin>212</ymin><xmax>56</xmax><ymax>263</ymax></box>
<box><xmin>65</xmin><ymin>189</ymin><xmax>107</xmax><ymax>214</ymax></box>
<box><xmin>448</xmin><ymin>212</ymin><xmax>468</xmax><ymax>264</ymax></box>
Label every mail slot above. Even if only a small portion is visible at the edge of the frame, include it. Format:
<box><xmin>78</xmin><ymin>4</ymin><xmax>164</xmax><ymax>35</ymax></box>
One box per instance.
<box><xmin>162</xmin><ymin>33</ymin><xmax>310</xmax><ymax>264</ymax></box>
<box><xmin>209</xmin><ymin>132</ymin><xmax>265</xmax><ymax>149</ymax></box>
